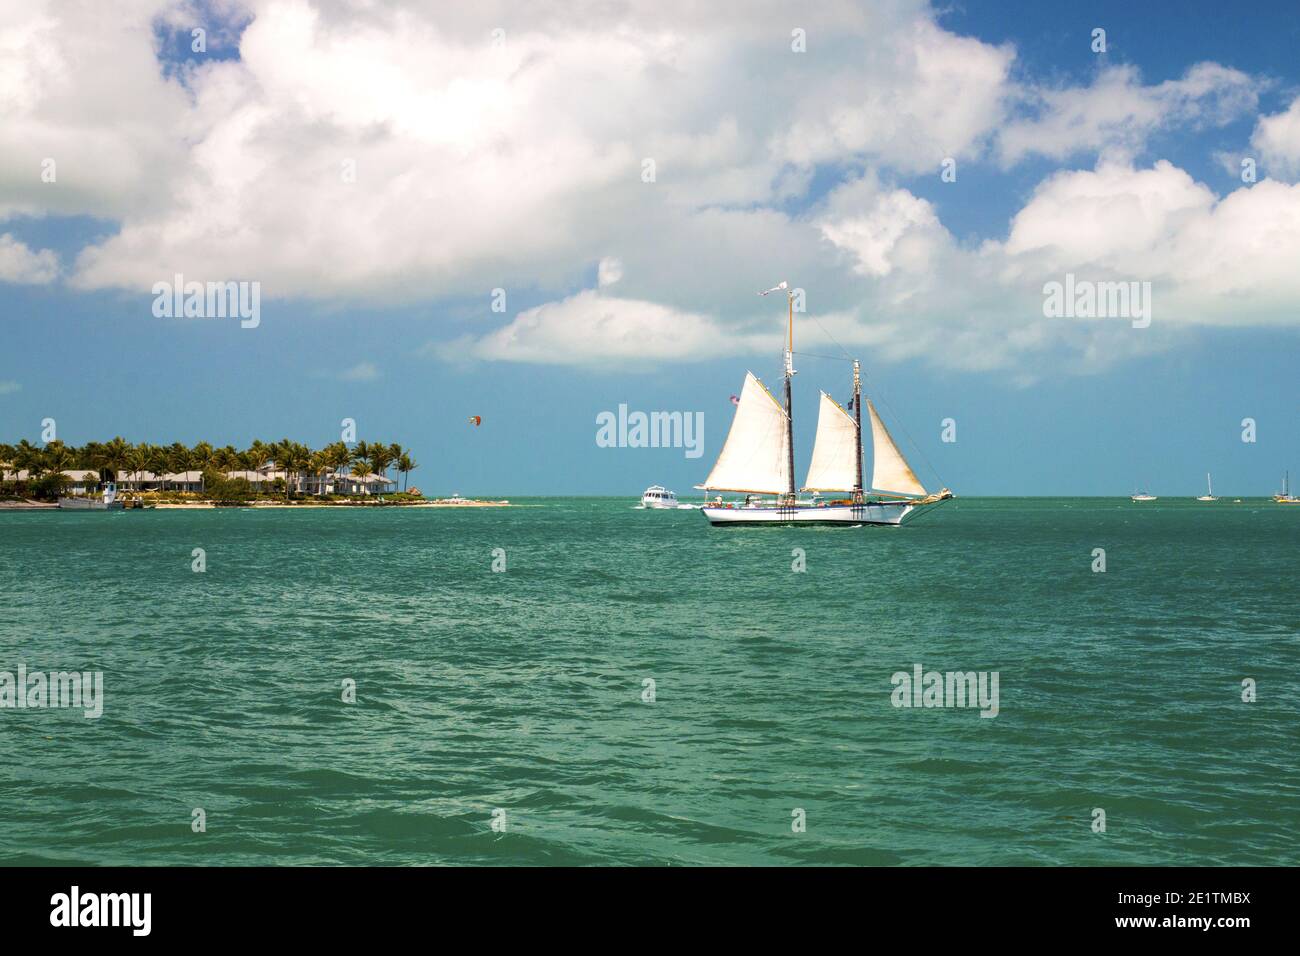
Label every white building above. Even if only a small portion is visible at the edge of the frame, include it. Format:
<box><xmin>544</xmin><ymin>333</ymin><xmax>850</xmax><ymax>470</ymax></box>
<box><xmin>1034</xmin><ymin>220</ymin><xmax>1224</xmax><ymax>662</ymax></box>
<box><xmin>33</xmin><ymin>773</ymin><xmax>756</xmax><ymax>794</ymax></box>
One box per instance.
<box><xmin>3</xmin><ymin>469</ymin><xmax>100</xmax><ymax>494</ymax></box>
<box><xmin>5</xmin><ymin>466</ymin><xmax>397</xmax><ymax>496</ymax></box>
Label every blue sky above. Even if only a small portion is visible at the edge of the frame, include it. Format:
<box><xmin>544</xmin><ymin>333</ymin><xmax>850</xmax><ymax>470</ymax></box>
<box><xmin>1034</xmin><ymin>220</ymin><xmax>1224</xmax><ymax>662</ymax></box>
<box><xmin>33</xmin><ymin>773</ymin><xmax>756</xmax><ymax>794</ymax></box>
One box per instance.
<box><xmin>2</xmin><ymin>0</ymin><xmax>1298</xmax><ymax>496</ymax></box>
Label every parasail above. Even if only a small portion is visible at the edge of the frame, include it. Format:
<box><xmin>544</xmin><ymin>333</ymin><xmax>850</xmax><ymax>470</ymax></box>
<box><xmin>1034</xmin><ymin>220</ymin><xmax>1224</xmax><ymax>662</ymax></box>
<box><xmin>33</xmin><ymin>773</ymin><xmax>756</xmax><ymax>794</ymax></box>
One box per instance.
<box><xmin>468</xmin><ymin>416</ymin><xmax>482</xmax><ymax>426</ymax></box>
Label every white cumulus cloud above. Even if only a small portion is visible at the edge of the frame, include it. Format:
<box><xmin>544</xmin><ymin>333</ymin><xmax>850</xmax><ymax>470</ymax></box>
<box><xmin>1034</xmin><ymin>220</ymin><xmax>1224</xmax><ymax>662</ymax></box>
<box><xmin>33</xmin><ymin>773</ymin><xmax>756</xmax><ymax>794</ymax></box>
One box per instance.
<box><xmin>1251</xmin><ymin>94</ymin><xmax>1300</xmax><ymax>181</ymax></box>
<box><xmin>998</xmin><ymin>63</ymin><xmax>1258</xmax><ymax>166</ymax></box>
<box><xmin>1</xmin><ymin>0</ymin><xmax>1298</xmax><ymax>377</ymax></box>
<box><xmin>443</xmin><ymin>289</ymin><xmax>777</xmax><ymax>367</ymax></box>
<box><xmin>0</xmin><ymin>233</ymin><xmax>58</xmax><ymax>283</ymax></box>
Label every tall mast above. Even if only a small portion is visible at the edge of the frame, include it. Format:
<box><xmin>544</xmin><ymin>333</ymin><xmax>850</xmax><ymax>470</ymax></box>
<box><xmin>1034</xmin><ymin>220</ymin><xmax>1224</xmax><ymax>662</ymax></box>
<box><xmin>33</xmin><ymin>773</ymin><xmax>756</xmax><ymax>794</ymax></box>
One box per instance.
<box><xmin>759</xmin><ymin>280</ymin><xmax>797</xmax><ymax>505</ymax></box>
<box><xmin>853</xmin><ymin>360</ymin><xmax>863</xmax><ymax>502</ymax></box>
<box><xmin>783</xmin><ymin>287</ymin><xmax>796</xmax><ymax>503</ymax></box>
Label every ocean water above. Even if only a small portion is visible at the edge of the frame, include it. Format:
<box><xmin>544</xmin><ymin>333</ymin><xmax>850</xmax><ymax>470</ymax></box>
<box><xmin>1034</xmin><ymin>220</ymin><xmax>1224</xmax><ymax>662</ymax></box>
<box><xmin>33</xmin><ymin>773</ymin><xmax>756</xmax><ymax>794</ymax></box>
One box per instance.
<box><xmin>1</xmin><ymin>497</ymin><xmax>1296</xmax><ymax>866</ymax></box>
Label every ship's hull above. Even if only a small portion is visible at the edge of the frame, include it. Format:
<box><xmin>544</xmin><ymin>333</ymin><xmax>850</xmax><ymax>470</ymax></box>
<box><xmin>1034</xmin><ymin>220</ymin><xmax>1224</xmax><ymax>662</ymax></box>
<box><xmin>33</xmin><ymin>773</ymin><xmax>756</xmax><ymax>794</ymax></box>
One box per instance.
<box><xmin>702</xmin><ymin>502</ymin><xmax>914</xmax><ymax>526</ymax></box>
<box><xmin>57</xmin><ymin>497</ymin><xmax>124</xmax><ymax>511</ymax></box>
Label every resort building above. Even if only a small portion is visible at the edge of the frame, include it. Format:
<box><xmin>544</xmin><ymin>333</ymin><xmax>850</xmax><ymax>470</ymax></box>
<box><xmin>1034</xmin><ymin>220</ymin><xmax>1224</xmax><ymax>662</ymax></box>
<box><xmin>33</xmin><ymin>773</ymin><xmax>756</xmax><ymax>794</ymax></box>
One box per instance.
<box><xmin>2</xmin><ymin>469</ymin><xmax>100</xmax><ymax>494</ymax></box>
<box><xmin>5</xmin><ymin>467</ymin><xmax>398</xmax><ymax>495</ymax></box>
<box><xmin>115</xmin><ymin>470</ymin><xmax>205</xmax><ymax>492</ymax></box>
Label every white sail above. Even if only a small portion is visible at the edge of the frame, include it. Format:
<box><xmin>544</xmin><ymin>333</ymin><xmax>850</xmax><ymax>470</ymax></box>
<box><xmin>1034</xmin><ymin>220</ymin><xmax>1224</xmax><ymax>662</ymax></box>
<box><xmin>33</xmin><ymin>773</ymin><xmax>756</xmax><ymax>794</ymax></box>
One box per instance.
<box><xmin>699</xmin><ymin>371</ymin><xmax>790</xmax><ymax>494</ymax></box>
<box><xmin>866</xmin><ymin>400</ymin><xmax>927</xmax><ymax>497</ymax></box>
<box><xmin>802</xmin><ymin>392</ymin><xmax>859</xmax><ymax>492</ymax></box>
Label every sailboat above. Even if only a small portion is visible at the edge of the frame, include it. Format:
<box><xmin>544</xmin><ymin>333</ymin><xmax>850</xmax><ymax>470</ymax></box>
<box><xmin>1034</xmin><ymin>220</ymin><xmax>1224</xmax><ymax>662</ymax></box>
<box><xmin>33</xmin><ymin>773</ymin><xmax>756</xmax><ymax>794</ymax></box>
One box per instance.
<box><xmin>697</xmin><ymin>282</ymin><xmax>951</xmax><ymax>526</ymax></box>
<box><xmin>1196</xmin><ymin>473</ymin><xmax>1218</xmax><ymax>502</ymax></box>
<box><xmin>1274</xmin><ymin>470</ymin><xmax>1299</xmax><ymax>504</ymax></box>
<box><xmin>1130</xmin><ymin>483</ymin><xmax>1156</xmax><ymax>502</ymax></box>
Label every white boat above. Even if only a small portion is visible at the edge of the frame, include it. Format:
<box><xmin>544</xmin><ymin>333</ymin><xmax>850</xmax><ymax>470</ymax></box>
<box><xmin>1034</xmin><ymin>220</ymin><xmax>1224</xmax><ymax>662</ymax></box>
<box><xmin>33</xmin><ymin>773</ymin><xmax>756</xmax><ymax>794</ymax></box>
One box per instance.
<box><xmin>1275</xmin><ymin>470</ymin><xmax>1299</xmax><ymax>504</ymax></box>
<box><xmin>1130</xmin><ymin>492</ymin><xmax>1157</xmax><ymax>502</ymax></box>
<box><xmin>58</xmin><ymin>481</ymin><xmax>125</xmax><ymax>511</ymax></box>
<box><xmin>640</xmin><ymin>485</ymin><xmax>679</xmax><ymax>509</ymax></box>
<box><xmin>697</xmin><ymin>282</ymin><xmax>950</xmax><ymax>527</ymax></box>
<box><xmin>1196</xmin><ymin>473</ymin><xmax>1218</xmax><ymax>502</ymax></box>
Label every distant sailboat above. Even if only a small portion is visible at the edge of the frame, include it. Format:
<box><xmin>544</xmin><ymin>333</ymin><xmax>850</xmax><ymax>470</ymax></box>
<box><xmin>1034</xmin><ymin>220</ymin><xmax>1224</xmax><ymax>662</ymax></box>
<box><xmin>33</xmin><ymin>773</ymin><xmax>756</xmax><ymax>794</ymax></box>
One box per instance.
<box><xmin>1275</xmin><ymin>470</ymin><xmax>1299</xmax><ymax>504</ymax></box>
<box><xmin>697</xmin><ymin>282</ymin><xmax>950</xmax><ymax>526</ymax></box>
<box><xmin>1196</xmin><ymin>473</ymin><xmax>1218</xmax><ymax>502</ymax></box>
<box><xmin>1131</xmin><ymin>484</ymin><xmax>1157</xmax><ymax>502</ymax></box>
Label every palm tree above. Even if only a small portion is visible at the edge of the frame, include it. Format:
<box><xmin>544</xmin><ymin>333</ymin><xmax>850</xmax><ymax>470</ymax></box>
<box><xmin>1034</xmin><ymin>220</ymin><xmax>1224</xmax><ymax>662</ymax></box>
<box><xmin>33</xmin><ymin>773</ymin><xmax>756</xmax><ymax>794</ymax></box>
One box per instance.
<box><xmin>397</xmin><ymin>452</ymin><xmax>417</xmax><ymax>491</ymax></box>
<box><xmin>236</xmin><ymin>449</ymin><xmax>261</xmax><ymax>491</ymax></box>
<box><xmin>98</xmin><ymin>437</ymin><xmax>130</xmax><ymax>486</ymax></box>
<box><xmin>322</xmin><ymin>441</ymin><xmax>350</xmax><ymax>484</ymax></box>
<box><xmin>166</xmin><ymin>442</ymin><xmax>193</xmax><ymax>492</ymax></box>
<box><xmin>123</xmin><ymin>444</ymin><xmax>149</xmax><ymax>491</ymax></box>
<box><xmin>247</xmin><ymin>439</ymin><xmax>270</xmax><ymax>474</ymax></box>
<box><xmin>309</xmin><ymin>450</ymin><xmax>332</xmax><ymax>497</ymax></box>
<box><xmin>12</xmin><ymin>439</ymin><xmax>40</xmax><ymax>470</ymax></box>
<box><xmin>191</xmin><ymin>442</ymin><xmax>215</xmax><ymax>492</ymax></box>
<box><xmin>6</xmin><ymin>440</ymin><xmax>36</xmax><ymax>494</ymax></box>
<box><xmin>369</xmin><ymin>443</ymin><xmax>395</xmax><ymax>490</ymax></box>
<box><xmin>350</xmin><ymin>460</ymin><xmax>374</xmax><ymax>496</ymax></box>
<box><xmin>213</xmin><ymin>445</ymin><xmax>239</xmax><ymax>475</ymax></box>
<box><xmin>352</xmin><ymin>440</ymin><xmax>370</xmax><ymax>472</ymax></box>
<box><xmin>293</xmin><ymin>442</ymin><xmax>312</xmax><ymax>495</ymax></box>
<box><xmin>271</xmin><ymin>439</ymin><xmax>294</xmax><ymax>500</ymax></box>
<box><xmin>146</xmin><ymin>445</ymin><xmax>170</xmax><ymax>491</ymax></box>
<box><xmin>270</xmin><ymin>440</ymin><xmax>312</xmax><ymax>500</ymax></box>
<box><xmin>44</xmin><ymin>441</ymin><xmax>74</xmax><ymax>479</ymax></box>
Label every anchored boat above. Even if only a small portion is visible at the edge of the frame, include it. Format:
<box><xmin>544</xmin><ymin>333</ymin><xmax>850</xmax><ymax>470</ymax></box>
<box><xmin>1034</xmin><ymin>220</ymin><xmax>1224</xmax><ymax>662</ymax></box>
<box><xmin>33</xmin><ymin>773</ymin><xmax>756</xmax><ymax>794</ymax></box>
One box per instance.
<box><xmin>697</xmin><ymin>282</ymin><xmax>951</xmax><ymax>527</ymax></box>
<box><xmin>58</xmin><ymin>481</ymin><xmax>125</xmax><ymax>511</ymax></box>
<box><xmin>1195</xmin><ymin>473</ymin><xmax>1218</xmax><ymax>502</ymax></box>
<box><xmin>1275</xmin><ymin>470</ymin><xmax>1299</xmax><ymax>504</ymax></box>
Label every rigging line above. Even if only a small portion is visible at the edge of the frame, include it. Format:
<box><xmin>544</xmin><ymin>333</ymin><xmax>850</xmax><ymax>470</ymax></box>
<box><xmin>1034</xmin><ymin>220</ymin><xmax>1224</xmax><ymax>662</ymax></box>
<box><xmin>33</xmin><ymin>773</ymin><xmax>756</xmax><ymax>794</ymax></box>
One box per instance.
<box><xmin>862</xmin><ymin>372</ymin><xmax>947</xmax><ymax>489</ymax></box>
<box><xmin>803</xmin><ymin>311</ymin><xmax>854</xmax><ymax>361</ymax></box>
<box><xmin>789</xmin><ymin>299</ymin><xmax>947</xmax><ymax>492</ymax></box>
<box><xmin>904</xmin><ymin>500</ymin><xmax>947</xmax><ymax>524</ymax></box>
<box><xmin>794</xmin><ymin>307</ymin><xmax>945</xmax><ymax>489</ymax></box>
<box><xmin>793</xmin><ymin>350</ymin><xmax>854</xmax><ymax>363</ymax></box>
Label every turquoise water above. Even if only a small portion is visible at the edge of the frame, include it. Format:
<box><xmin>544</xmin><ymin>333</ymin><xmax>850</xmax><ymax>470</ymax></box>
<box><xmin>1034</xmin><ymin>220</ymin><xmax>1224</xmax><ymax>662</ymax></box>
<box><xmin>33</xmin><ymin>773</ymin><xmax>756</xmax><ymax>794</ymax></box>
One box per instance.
<box><xmin>1</xmin><ymin>498</ymin><xmax>1296</xmax><ymax>866</ymax></box>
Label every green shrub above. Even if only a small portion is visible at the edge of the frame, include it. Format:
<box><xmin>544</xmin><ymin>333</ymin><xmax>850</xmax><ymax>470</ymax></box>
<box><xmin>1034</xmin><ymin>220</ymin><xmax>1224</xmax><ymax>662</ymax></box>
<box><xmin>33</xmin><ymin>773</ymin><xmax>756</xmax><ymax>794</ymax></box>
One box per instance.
<box><xmin>202</xmin><ymin>469</ymin><xmax>252</xmax><ymax>505</ymax></box>
<box><xmin>28</xmin><ymin>473</ymin><xmax>70</xmax><ymax>501</ymax></box>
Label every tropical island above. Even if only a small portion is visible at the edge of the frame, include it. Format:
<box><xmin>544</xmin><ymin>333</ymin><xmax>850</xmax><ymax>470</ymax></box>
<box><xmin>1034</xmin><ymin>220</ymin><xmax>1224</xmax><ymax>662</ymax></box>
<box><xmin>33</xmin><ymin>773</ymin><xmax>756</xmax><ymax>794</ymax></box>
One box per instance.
<box><xmin>0</xmin><ymin>437</ymin><xmax>506</xmax><ymax>508</ymax></box>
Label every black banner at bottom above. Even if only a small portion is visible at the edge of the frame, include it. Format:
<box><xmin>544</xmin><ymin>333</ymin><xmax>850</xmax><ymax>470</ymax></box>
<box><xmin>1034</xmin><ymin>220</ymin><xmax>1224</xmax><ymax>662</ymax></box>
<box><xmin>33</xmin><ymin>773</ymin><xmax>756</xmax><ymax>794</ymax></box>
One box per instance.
<box><xmin>0</xmin><ymin>866</ymin><xmax>1277</xmax><ymax>941</ymax></box>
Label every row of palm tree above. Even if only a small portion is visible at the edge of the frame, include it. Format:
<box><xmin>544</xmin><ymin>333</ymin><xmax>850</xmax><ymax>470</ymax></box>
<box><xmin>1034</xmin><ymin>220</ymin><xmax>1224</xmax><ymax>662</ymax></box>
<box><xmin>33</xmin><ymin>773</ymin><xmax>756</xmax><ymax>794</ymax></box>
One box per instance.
<box><xmin>0</xmin><ymin>438</ymin><xmax>419</xmax><ymax>498</ymax></box>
